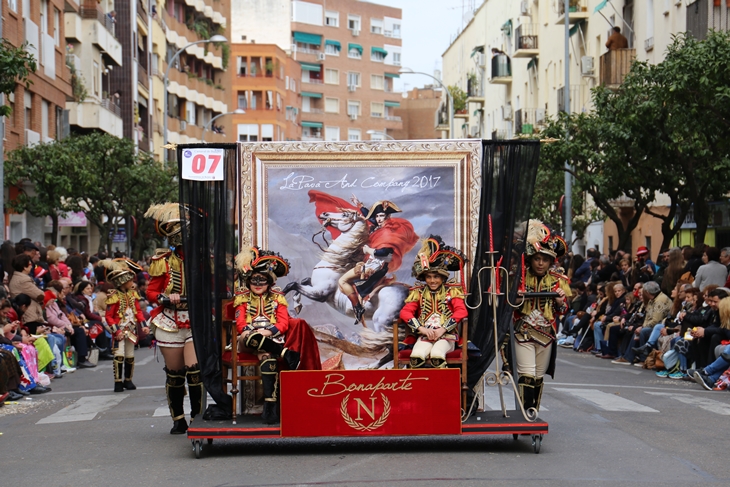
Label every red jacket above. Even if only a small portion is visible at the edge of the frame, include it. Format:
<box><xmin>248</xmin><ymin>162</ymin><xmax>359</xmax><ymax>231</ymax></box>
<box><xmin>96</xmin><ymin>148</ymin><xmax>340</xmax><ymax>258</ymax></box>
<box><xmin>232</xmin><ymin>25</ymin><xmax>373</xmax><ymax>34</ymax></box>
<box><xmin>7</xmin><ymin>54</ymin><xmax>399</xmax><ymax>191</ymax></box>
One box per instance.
<box><xmin>105</xmin><ymin>289</ymin><xmax>145</xmax><ymax>334</ymax></box>
<box><xmin>147</xmin><ymin>249</ymin><xmax>185</xmax><ymax>321</ymax></box>
<box><xmin>234</xmin><ymin>290</ymin><xmax>289</xmax><ymax>335</ymax></box>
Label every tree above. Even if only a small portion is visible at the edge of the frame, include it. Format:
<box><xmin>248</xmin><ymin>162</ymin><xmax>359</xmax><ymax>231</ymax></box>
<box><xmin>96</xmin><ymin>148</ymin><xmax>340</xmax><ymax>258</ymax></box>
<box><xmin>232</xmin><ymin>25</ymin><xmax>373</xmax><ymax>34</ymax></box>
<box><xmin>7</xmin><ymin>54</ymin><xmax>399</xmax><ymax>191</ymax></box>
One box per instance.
<box><xmin>4</xmin><ymin>141</ymin><xmax>83</xmax><ymax>245</ymax></box>
<box><xmin>529</xmin><ymin>159</ymin><xmax>586</xmax><ymax>238</ymax></box>
<box><xmin>0</xmin><ymin>39</ymin><xmax>37</xmax><ymax>116</ymax></box>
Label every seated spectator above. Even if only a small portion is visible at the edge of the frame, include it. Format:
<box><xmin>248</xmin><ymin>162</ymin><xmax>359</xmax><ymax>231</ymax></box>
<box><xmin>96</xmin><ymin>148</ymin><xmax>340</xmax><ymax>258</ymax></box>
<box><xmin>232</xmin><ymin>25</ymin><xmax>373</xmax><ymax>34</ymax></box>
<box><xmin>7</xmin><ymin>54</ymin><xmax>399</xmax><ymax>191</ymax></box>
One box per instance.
<box><xmin>693</xmin><ymin>247</ymin><xmax>728</xmax><ymax>291</ymax></box>
<box><xmin>618</xmin><ymin>258</ymin><xmax>633</xmax><ymax>289</ymax></box>
<box><xmin>8</xmin><ymin>254</ymin><xmax>45</xmax><ymax>334</ymax></box>
<box><xmin>594</xmin><ymin>282</ymin><xmax>628</xmax><ymax>358</ymax></box>
<box><xmin>613</xmin><ymin>281</ymin><xmax>670</xmax><ymax>364</ymax></box>
<box><xmin>73</xmin><ymin>281</ymin><xmax>112</xmax><ymax>359</ymax></box>
<box><xmin>633</xmin><ymin>247</ymin><xmax>656</xmax><ymax>283</ymax></box>
<box><xmin>690</xmin><ymin>297</ymin><xmax>730</xmax><ymax>390</ymax></box>
<box><xmin>689</xmin><ymin>287</ymin><xmax>730</xmax><ymax>368</ymax></box>
<box><xmin>661</xmin><ymin>247</ymin><xmax>685</xmax><ymax>295</ymax></box>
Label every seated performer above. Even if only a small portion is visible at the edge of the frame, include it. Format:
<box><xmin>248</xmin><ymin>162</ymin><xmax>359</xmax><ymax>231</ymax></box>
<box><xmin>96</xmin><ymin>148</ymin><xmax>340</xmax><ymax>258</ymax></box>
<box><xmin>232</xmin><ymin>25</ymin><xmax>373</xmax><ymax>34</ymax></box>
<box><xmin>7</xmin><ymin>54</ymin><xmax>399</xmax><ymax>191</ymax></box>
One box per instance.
<box><xmin>513</xmin><ymin>220</ymin><xmax>571</xmax><ymax>413</ymax></box>
<box><xmin>99</xmin><ymin>258</ymin><xmax>148</xmax><ymax>393</ymax></box>
<box><xmin>234</xmin><ymin>247</ymin><xmax>300</xmax><ymax>424</ymax></box>
<box><xmin>399</xmin><ymin>236</ymin><xmax>468</xmax><ymax>368</ymax></box>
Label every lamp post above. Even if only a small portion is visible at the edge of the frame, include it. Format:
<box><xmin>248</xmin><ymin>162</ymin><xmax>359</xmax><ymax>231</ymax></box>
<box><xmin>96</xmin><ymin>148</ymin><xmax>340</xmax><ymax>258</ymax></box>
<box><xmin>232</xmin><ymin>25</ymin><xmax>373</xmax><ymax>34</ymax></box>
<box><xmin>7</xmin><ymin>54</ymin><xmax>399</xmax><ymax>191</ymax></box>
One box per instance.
<box><xmin>399</xmin><ymin>67</ymin><xmax>454</xmax><ymax>139</ymax></box>
<box><xmin>163</xmin><ymin>35</ymin><xmax>228</xmax><ymax>153</ymax></box>
<box><xmin>365</xmin><ymin>130</ymin><xmax>394</xmax><ymax>140</ymax></box>
<box><xmin>202</xmin><ymin>109</ymin><xmax>245</xmax><ymax>142</ymax></box>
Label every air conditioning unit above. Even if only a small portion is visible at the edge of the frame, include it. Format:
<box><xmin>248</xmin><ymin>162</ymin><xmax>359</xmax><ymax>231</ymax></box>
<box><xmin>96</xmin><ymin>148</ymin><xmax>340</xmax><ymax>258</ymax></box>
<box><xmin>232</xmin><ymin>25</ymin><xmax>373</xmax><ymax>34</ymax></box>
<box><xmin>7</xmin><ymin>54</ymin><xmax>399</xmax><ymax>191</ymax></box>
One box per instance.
<box><xmin>352</xmin><ymin>29</ymin><xmax>360</xmax><ymax>37</ymax></box>
<box><xmin>350</xmin><ymin>114</ymin><xmax>357</xmax><ymax>121</ymax></box>
<box><xmin>535</xmin><ymin>108</ymin><xmax>546</xmax><ymax>124</ymax></box>
<box><xmin>348</xmin><ymin>84</ymin><xmax>356</xmax><ymax>92</ymax></box>
<box><xmin>502</xmin><ymin>103</ymin><xmax>513</xmax><ymax>121</ymax></box>
<box><xmin>581</xmin><ymin>56</ymin><xmax>595</xmax><ymax>76</ymax></box>
<box><xmin>290</xmin><ymin>43</ymin><xmax>297</xmax><ymax>53</ymax></box>
<box><xmin>317</xmin><ymin>52</ymin><xmax>326</xmax><ymax>61</ymax></box>
<box><xmin>474</xmin><ymin>52</ymin><xmax>485</xmax><ymax>67</ymax></box>
<box><xmin>470</xmin><ymin>125</ymin><xmax>479</xmax><ymax>137</ymax></box>
<box><xmin>520</xmin><ymin>0</ymin><xmax>530</xmax><ymax>15</ymax></box>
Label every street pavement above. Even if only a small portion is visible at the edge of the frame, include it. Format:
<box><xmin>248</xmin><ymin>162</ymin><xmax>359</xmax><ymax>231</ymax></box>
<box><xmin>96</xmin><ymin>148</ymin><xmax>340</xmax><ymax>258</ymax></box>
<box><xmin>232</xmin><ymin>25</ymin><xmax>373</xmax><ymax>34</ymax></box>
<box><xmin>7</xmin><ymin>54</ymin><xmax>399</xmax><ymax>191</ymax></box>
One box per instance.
<box><xmin>1</xmin><ymin>346</ymin><xmax>729</xmax><ymax>487</ymax></box>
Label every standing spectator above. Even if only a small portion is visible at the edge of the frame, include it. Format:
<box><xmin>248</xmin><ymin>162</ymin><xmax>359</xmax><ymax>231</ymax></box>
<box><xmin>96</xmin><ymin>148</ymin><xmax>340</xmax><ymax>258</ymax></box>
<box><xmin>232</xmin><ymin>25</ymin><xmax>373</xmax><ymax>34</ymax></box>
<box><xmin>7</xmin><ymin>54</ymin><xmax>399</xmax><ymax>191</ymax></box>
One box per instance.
<box><xmin>618</xmin><ymin>259</ymin><xmax>633</xmax><ymax>289</ymax></box>
<box><xmin>684</xmin><ymin>244</ymin><xmax>706</xmax><ymax>278</ymax></box>
<box><xmin>693</xmin><ymin>247</ymin><xmax>728</xmax><ymax>291</ymax></box>
<box><xmin>633</xmin><ymin>246</ymin><xmax>656</xmax><ymax>283</ymax></box>
<box><xmin>720</xmin><ymin>247</ymin><xmax>730</xmax><ymax>274</ymax></box>
<box><xmin>596</xmin><ymin>255</ymin><xmax>619</xmax><ymax>283</ymax></box>
<box><xmin>574</xmin><ymin>249</ymin><xmax>599</xmax><ymax>283</ymax></box>
<box><xmin>55</xmin><ymin>247</ymin><xmax>70</xmax><ymax>278</ymax></box>
<box><xmin>661</xmin><ymin>247</ymin><xmax>686</xmax><ymax>295</ymax></box>
<box><xmin>605</xmin><ymin>26</ymin><xmax>629</xmax><ymax>50</ymax></box>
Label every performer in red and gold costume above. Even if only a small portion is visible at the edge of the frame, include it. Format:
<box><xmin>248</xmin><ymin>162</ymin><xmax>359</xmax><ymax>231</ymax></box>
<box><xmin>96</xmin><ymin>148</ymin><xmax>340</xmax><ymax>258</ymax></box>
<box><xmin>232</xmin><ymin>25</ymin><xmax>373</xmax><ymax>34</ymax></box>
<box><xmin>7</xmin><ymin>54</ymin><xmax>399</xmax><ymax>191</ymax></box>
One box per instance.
<box><xmin>513</xmin><ymin>220</ymin><xmax>572</xmax><ymax>413</ymax></box>
<box><xmin>234</xmin><ymin>247</ymin><xmax>307</xmax><ymax>424</ymax></box>
<box><xmin>144</xmin><ymin>203</ymin><xmax>201</xmax><ymax>435</ymax></box>
<box><xmin>399</xmin><ymin>236</ymin><xmax>468</xmax><ymax>368</ymax></box>
<box><xmin>99</xmin><ymin>258</ymin><xmax>148</xmax><ymax>393</ymax></box>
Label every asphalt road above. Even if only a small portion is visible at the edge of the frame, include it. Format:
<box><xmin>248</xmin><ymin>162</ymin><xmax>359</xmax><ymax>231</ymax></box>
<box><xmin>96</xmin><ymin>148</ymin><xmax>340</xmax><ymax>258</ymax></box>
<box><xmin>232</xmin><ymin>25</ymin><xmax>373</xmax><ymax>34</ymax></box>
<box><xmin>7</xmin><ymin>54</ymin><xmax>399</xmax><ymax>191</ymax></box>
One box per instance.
<box><xmin>1</xmin><ymin>347</ymin><xmax>729</xmax><ymax>487</ymax></box>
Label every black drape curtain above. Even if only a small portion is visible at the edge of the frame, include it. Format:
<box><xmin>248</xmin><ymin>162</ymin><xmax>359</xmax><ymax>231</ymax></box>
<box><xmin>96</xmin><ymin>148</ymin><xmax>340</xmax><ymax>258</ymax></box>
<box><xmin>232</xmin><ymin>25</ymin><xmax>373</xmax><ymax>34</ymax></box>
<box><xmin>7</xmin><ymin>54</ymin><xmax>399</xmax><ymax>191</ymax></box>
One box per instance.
<box><xmin>178</xmin><ymin>143</ymin><xmax>238</xmax><ymax>412</ymax></box>
<box><xmin>466</xmin><ymin>140</ymin><xmax>541</xmax><ymax>389</ymax></box>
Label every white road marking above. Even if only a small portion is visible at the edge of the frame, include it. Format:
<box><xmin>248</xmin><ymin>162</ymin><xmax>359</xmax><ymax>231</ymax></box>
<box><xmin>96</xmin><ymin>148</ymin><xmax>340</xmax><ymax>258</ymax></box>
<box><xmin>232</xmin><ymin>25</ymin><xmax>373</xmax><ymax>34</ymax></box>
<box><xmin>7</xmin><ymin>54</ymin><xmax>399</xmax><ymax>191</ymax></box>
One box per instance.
<box><xmin>554</xmin><ymin>388</ymin><xmax>659</xmax><ymax>412</ymax></box>
<box><xmin>557</xmin><ymin>358</ymin><xmax>643</xmax><ymax>375</ymax></box>
<box><xmin>153</xmin><ymin>394</ymin><xmax>213</xmax><ymax>417</ymax></box>
<box><xmin>645</xmin><ymin>392</ymin><xmax>730</xmax><ymax>416</ymax></box>
<box><xmin>481</xmin><ymin>383</ymin><xmax>548</xmax><ymax>411</ymax></box>
<box><xmin>93</xmin><ymin>353</ymin><xmax>157</xmax><ymax>370</ymax></box>
<box><xmin>37</xmin><ymin>395</ymin><xmax>129</xmax><ymax>424</ymax></box>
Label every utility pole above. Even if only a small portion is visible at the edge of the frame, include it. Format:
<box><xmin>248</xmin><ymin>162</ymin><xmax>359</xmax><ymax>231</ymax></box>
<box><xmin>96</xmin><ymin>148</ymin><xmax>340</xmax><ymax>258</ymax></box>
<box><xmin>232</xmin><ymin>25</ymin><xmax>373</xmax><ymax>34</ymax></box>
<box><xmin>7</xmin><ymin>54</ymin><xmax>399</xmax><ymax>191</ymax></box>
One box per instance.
<box><xmin>563</xmin><ymin>0</ymin><xmax>573</xmax><ymax>246</ymax></box>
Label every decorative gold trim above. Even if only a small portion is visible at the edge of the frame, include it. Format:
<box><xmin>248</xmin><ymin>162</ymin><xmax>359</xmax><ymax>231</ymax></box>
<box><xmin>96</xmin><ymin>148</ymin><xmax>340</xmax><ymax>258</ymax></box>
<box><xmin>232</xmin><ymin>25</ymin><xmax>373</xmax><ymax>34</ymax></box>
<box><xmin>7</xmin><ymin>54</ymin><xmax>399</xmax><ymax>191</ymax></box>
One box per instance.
<box><xmin>237</xmin><ymin>140</ymin><xmax>482</xmax><ymax>285</ymax></box>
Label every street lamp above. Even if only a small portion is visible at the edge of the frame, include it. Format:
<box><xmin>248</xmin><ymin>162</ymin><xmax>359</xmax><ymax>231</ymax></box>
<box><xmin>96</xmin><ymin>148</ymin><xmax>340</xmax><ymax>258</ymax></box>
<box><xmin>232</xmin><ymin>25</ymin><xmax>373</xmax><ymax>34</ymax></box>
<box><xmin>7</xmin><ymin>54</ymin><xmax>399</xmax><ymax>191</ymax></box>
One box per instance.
<box><xmin>163</xmin><ymin>35</ymin><xmax>228</xmax><ymax>153</ymax></box>
<box><xmin>365</xmin><ymin>130</ymin><xmax>394</xmax><ymax>140</ymax></box>
<box><xmin>399</xmin><ymin>67</ymin><xmax>454</xmax><ymax>139</ymax></box>
<box><xmin>202</xmin><ymin>109</ymin><xmax>245</xmax><ymax>142</ymax></box>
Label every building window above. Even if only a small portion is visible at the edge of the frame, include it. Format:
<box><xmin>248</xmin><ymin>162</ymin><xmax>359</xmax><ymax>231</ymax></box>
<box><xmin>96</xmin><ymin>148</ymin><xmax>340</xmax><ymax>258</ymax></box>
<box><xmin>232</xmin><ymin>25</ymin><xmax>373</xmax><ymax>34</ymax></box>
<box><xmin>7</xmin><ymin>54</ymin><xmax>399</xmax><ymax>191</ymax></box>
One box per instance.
<box><xmin>238</xmin><ymin>124</ymin><xmax>258</xmax><ymax>142</ymax></box>
<box><xmin>645</xmin><ymin>237</ymin><xmax>652</xmax><ymax>254</ymax></box>
<box><xmin>371</xmin><ymin>49</ymin><xmax>386</xmax><ymax>63</ymax></box>
<box><xmin>348</xmin><ymin>129</ymin><xmax>361</xmax><ymax>141</ymax></box>
<box><xmin>392</xmin><ymin>23</ymin><xmax>401</xmax><ymax>38</ymax></box>
<box><xmin>93</xmin><ymin>62</ymin><xmax>100</xmax><ymax>96</ymax></box>
<box><xmin>324</xmin><ymin>43</ymin><xmax>340</xmax><ymax>55</ymax></box>
<box><xmin>261</xmin><ymin>124</ymin><xmax>273</xmax><ymax>142</ymax></box>
<box><xmin>54</xmin><ymin>8</ymin><xmax>60</xmax><ymax>46</ymax></box>
<box><xmin>325</xmin><ymin>68</ymin><xmax>339</xmax><ymax>84</ymax></box>
<box><xmin>392</xmin><ymin>52</ymin><xmax>401</xmax><ymax>66</ymax></box>
<box><xmin>8</xmin><ymin>0</ymin><xmax>17</xmax><ymax>12</ymax></box>
<box><xmin>347</xmin><ymin>72</ymin><xmax>361</xmax><ymax>87</ymax></box>
<box><xmin>325</xmin><ymin>97</ymin><xmax>339</xmax><ymax>113</ymax></box>
<box><xmin>348</xmin><ymin>46</ymin><xmax>362</xmax><ymax>59</ymax></box>
<box><xmin>371</xmin><ymin>102</ymin><xmax>384</xmax><ymax>118</ymax></box>
<box><xmin>347</xmin><ymin>101</ymin><xmax>360</xmax><ymax>117</ymax></box>
<box><xmin>237</xmin><ymin>91</ymin><xmax>248</xmax><ymax>109</ymax></box>
<box><xmin>370</xmin><ymin>19</ymin><xmax>383</xmax><ymax>35</ymax></box>
<box><xmin>24</xmin><ymin>91</ymin><xmax>32</xmax><ymax>131</ymax></box>
<box><xmin>325</xmin><ymin>126</ymin><xmax>340</xmax><ymax>141</ymax></box>
<box><xmin>370</xmin><ymin>74</ymin><xmax>384</xmax><ymax>90</ymax></box>
<box><xmin>347</xmin><ymin>15</ymin><xmax>361</xmax><ymax>31</ymax></box>
<box><xmin>325</xmin><ymin>10</ymin><xmax>339</xmax><ymax>27</ymax></box>
<box><xmin>237</xmin><ymin>56</ymin><xmax>247</xmax><ymax>76</ymax></box>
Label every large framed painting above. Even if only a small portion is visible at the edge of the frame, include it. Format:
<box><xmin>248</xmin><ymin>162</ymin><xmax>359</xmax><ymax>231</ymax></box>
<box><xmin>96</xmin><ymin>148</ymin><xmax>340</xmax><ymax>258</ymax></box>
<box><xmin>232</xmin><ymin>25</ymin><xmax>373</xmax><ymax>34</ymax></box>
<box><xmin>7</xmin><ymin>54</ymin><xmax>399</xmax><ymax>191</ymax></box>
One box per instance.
<box><xmin>238</xmin><ymin>141</ymin><xmax>483</xmax><ymax>369</ymax></box>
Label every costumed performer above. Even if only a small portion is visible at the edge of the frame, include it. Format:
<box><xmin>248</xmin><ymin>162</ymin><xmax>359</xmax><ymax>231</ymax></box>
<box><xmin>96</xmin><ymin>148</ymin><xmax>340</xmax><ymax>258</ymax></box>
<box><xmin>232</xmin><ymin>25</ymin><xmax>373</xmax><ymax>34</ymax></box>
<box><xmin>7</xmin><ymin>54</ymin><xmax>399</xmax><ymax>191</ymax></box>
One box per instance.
<box><xmin>513</xmin><ymin>220</ymin><xmax>571</xmax><ymax>413</ymax></box>
<box><xmin>234</xmin><ymin>246</ymin><xmax>302</xmax><ymax>424</ymax></box>
<box><xmin>145</xmin><ymin>202</ymin><xmax>201</xmax><ymax>435</ymax></box>
<box><xmin>399</xmin><ymin>236</ymin><xmax>468</xmax><ymax>368</ymax></box>
<box><xmin>99</xmin><ymin>258</ymin><xmax>148</xmax><ymax>392</ymax></box>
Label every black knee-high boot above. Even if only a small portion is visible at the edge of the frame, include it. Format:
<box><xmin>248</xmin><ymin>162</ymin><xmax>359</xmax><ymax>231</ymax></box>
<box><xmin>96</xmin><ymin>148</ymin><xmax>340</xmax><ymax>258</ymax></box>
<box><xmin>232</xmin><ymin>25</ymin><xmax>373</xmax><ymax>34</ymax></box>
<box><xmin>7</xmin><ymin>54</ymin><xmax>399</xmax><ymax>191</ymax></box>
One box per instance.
<box><xmin>518</xmin><ymin>374</ymin><xmax>536</xmax><ymax>413</ymax></box>
<box><xmin>246</xmin><ymin>333</ymin><xmax>300</xmax><ymax>370</ymax></box>
<box><xmin>186</xmin><ymin>363</ymin><xmax>203</xmax><ymax>420</ymax></box>
<box><xmin>534</xmin><ymin>377</ymin><xmax>544</xmax><ymax>413</ymax></box>
<box><xmin>123</xmin><ymin>357</ymin><xmax>136</xmax><ymax>390</ymax></box>
<box><xmin>165</xmin><ymin>367</ymin><xmax>188</xmax><ymax>434</ymax></box>
<box><xmin>260</xmin><ymin>358</ymin><xmax>279</xmax><ymax>424</ymax></box>
<box><xmin>113</xmin><ymin>356</ymin><xmax>124</xmax><ymax>392</ymax></box>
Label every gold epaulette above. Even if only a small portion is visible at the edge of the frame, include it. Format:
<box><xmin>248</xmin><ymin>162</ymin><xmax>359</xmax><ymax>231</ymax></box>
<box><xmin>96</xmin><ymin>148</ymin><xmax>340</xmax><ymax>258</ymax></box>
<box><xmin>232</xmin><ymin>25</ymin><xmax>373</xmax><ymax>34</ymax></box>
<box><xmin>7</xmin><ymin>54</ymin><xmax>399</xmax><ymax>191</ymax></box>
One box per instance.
<box><xmin>149</xmin><ymin>250</ymin><xmax>170</xmax><ymax>277</ymax></box>
<box><xmin>106</xmin><ymin>289</ymin><xmax>120</xmax><ymax>305</ymax></box>
<box><xmin>404</xmin><ymin>286</ymin><xmax>424</xmax><ymax>303</ymax></box>
<box><xmin>233</xmin><ymin>290</ymin><xmax>250</xmax><ymax>308</ymax></box>
<box><xmin>131</xmin><ymin>290</ymin><xmax>142</xmax><ymax>300</ymax></box>
<box><xmin>271</xmin><ymin>290</ymin><xmax>288</xmax><ymax>308</ymax></box>
<box><xmin>549</xmin><ymin>269</ymin><xmax>570</xmax><ymax>281</ymax></box>
<box><xmin>447</xmin><ymin>285</ymin><xmax>465</xmax><ymax>300</ymax></box>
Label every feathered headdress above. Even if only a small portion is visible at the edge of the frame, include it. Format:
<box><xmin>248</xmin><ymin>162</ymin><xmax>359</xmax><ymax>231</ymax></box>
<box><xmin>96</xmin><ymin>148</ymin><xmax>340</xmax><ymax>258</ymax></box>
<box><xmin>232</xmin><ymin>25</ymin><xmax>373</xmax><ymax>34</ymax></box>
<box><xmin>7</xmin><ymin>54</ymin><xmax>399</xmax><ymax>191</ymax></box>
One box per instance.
<box><xmin>524</xmin><ymin>219</ymin><xmax>567</xmax><ymax>260</ymax></box>
<box><xmin>234</xmin><ymin>246</ymin><xmax>290</xmax><ymax>284</ymax></box>
<box><xmin>98</xmin><ymin>258</ymin><xmax>142</xmax><ymax>287</ymax></box>
<box><xmin>411</xmin><ymin>235</ymin><xmax>466</xmax><ymax>281</ymax></box>
<box><xmin>144</xmin><ymin>202</ymin><xmax>183</xmax><ymax>240</ymax></box>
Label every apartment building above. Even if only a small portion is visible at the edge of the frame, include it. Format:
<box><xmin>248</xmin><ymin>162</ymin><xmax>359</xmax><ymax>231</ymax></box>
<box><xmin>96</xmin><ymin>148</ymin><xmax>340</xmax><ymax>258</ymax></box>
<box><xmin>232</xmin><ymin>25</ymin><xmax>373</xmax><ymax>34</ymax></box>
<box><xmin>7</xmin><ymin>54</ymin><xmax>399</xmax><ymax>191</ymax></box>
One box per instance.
<box><xmin>441</xmin><ymin>0</ymin><xmax>729</xmax><ymax>257</ymax></box>
<box><xmin>152</xmin><ymin>0</ymin><xmax>230</xmax><ymax>161</ymax></box>
<box><xmin>2</xmin><ymin>0</ymin><xmax>73</xmax><ymax>242</ymax></box>
<box><xmin>390</xmin><ymin>87</ymin><xmax>444</xmax><ymax>140</ymax></box>
<box><xmin>230</xmin><ymin>0</ymin><xmax>403</xmax><ymax>141</ymax></box>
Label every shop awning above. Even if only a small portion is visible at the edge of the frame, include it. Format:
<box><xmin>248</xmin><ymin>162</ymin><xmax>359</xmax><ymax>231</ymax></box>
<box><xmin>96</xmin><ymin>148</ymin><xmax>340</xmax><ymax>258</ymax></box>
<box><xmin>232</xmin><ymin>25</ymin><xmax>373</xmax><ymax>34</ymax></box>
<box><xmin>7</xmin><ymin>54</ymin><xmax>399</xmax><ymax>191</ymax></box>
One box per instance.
<box><xmin>299</xmin><ymin>62</ymin><xmax>321</xmax><ymax>72</ymax></box>
<box><xmin>325</xmin><ymin>39</ymin><xmax>341</xmax><ymax>48</ymax></box>
<box><xmin>348</xmin><ymin>43</ymin><xmax>363</xmax><ymax>54</ymax></box>
<box><xmin>371</xmin><ymin>47</ymin><xmax>388</xmax><ymax>57</ymax></box>
<box><xmin>471</xmin><ymin>45</ymin><xmax>485</xmax><ymax>58</ymax></box>
<box><xmin>501</xmin><ymin>19</ymin><xmax>513</xmax><ymax>36</ymax></box>
<box><xmin>569</xmin><ymin>20</ymin><xmax>585</xmax><ymax>37</ymax></box>
<box><xmin>594</xmin><ymin>0</ymin><xmax>609</xmax><ymax>13</ymax></box>
<box><xmin>384</xmin><ymin>72</ymin><xmax>400</xmax><ymax>78</ymax></box>
<box><xmin>384</xmin><ymin>101</ymin><xmax>400</xmax><ymax>107</ymax></box>
<box><xmin>293</xmin><ymin>31</ymin><xmax>322</xmax><ymax>45</ymax></box>
<box><xmin>302</xmin><ymin>121</ymin><xmax>323</xmax><ymax>128</ymax></box>
<box><xmin>301</xmin><ymin>91</ymin><xmax>322</xmax><ymax>98</ymax></box>
<box><xmin>527</xmin><ymin>57</ymin><xmax>538</xmax><ymax>70</ymax></box>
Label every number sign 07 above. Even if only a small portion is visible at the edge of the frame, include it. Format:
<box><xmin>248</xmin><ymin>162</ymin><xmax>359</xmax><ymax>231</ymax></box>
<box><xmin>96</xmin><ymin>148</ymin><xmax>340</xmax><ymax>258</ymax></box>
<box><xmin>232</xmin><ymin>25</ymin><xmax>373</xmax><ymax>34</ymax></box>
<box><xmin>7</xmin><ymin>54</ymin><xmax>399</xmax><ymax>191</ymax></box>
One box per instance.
<box><xmin>181</xmin><ymin>148</ymin><xmax>225</xmax><ymax>181</ymax></box>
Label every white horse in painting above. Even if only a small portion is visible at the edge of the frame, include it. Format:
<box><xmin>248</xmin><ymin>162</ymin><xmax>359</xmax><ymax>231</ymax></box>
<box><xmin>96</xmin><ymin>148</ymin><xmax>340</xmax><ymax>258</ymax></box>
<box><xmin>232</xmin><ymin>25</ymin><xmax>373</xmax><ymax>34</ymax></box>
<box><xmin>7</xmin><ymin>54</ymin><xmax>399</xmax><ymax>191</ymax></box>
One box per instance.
<box><xmin>282</xmin><ymin>210</ymin><xmax>409</xmax><ymax>333</ymax></box>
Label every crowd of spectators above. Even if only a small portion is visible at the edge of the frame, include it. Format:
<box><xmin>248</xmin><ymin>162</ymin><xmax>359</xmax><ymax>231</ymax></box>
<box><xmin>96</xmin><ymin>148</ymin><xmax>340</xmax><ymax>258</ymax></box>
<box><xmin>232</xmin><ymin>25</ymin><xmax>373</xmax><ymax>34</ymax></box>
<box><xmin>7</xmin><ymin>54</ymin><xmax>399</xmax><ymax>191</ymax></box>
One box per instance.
<box><xmin>556</xmin><ymin>243</ymin><xmax>730</xmax><ymax>392</ymax></box>
<box><xmin>1</xmin><ymin>238</ymin><xmax>153</xmax><ymax>406</ymax></box>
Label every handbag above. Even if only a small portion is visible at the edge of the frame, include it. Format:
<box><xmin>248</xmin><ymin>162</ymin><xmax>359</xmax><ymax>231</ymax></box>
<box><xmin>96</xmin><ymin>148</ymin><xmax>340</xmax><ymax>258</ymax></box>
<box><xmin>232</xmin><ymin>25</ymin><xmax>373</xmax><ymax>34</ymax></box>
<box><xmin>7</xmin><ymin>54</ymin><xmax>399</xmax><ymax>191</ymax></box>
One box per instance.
<box><xmin>643</xmin><ymin>349</ymin><xmax>664</xmax><ymax>370</ymax></box>
<box><xmin>662</xmin><ymin>349</ymin><xmax>680</xmax><ymax>373</ymax></box>
<box><xmin>63</xmin><ymin>345</ymin><xmax>78</xmax><ymax>368</ymax></box>
<box><xmin>86</xmin><ymin>346</ymin><xmax>99</xmax><ymax>366</ymax></box>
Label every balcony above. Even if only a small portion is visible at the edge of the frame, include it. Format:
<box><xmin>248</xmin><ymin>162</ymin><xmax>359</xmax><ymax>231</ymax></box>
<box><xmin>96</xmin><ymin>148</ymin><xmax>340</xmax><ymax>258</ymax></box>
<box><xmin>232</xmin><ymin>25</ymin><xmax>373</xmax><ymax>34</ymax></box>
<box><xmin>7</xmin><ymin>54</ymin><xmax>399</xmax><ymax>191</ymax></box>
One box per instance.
<box><xmin>302</xmin><ymin>135</ymin><xmax>324</xmax><ymax>141</ymax></box>
<box><xmin>467</xmin><ymin>77</ymin><xmax>484</xmax><ymax>102</ymax></box>
<box><xmin>67</xmin><ymin>100</ymin><xmax>124</xmax><ymax>137</ymax></box>
<box><xmin>385</xmin><ymin>115</ymin><xmax>402</xmax><ymax>122</ymax></box>
<box><xmin>76</xmin><ymin>7</ymin><xmax>122</xmax><ymax>66</ymax></box>
<box><xmin>302</xmin><ymin>78</ymin><xmax>323</xmax><ymax>85</ymax></box>
<box><xmin>599</xmin><ymin>48</ymin><xmax>636</xmax><ymax>88</ymax></box>
<box><xmin>302</xmin><ymin>108</ymin><xmax>324</xmax><ymax>114</ymax></box>
<box><xmin>514</xmin><ymin>24</ymin><xmax>539</xmax><ymax>58</ymax></box>
<box><xmin>138</xmin><ymin>63</ymin><xmax>149</xmax><ymax>90</ymax></box>
<box><xmin>557</xmin><ymin>85</ymin><xmax>588</xmax><ymax>113</ymax></box>
<box><xmin>80</xmin><ymin>5</ymin><xmax>116</xmax><ymax>38</ymax></box>
<box><xmin>490</xmin><ymin>55</ymin><xmax>512</xmax><ymax>85</ymax></box>
<box><xmin>556</xmin><ymin>0</ymin><xmax>589</xmax><ymax>25</ymax></box>
<box><xmin>513</xmin><ymin>108</ymin><xmax>545</xmax><ymax>135</ymax></box>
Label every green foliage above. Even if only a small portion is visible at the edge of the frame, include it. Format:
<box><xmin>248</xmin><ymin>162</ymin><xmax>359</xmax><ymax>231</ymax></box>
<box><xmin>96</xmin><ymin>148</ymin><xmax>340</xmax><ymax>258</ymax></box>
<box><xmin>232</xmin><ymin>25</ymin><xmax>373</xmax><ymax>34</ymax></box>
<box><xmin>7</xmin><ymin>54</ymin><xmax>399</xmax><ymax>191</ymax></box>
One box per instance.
<box><xmin>541</xmin><ymin>30</ymin><xmax>730</xmax><ymax>250</ymax></box>
<box><xmin>448</xmin><ymin>85</ymin><xmax>467</xmax><ymax>112</ymax></box>
<box><xmin>218</xmin><ymin>42</ymin><xmax>230</xmax><ymax>71</ymax></box>
<box><xmin>0</xmin><ymin>39</ymin><xmax>37</xmax><ymax>116</ymax></box>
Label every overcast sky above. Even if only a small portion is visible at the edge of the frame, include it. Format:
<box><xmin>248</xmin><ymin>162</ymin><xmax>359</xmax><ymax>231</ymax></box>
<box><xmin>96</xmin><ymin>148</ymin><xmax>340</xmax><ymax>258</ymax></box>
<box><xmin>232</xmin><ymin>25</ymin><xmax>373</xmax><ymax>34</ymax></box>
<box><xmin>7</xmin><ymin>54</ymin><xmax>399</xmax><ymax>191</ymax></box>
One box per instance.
<box><xmin>366</xmin><ymin>0</ymin><xmax>469</xmax><ymax>93</ymax></box>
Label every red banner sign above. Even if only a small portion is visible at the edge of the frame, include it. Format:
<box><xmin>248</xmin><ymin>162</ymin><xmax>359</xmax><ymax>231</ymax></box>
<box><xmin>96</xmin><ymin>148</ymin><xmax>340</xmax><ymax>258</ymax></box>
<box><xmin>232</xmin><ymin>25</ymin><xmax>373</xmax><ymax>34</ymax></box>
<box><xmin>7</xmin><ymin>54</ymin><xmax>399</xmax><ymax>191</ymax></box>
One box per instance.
<box><xmin>280</xmin><ymin>369</ymin><xmax>462</xmax><ymax>437</ymax></box>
